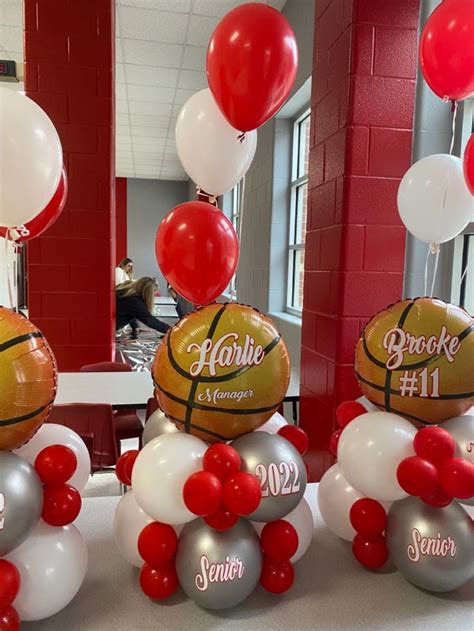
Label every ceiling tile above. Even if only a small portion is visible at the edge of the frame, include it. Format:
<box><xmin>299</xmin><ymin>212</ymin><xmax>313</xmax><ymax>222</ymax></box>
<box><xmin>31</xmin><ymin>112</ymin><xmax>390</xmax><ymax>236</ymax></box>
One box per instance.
<box><xmin>181</xmin><ymin>45</ymin><xmax>207</xmax><ymax>71</ymax></box>
<box><xmin>128</xmin><ymin>100</ymin><xmax>173</xmax><ymax>116</ymax></box>
<box><xmin>124</xmin><ymin>64</ymin><xmax>178</xmax><ymax>87</ymax></box>
<box><xmin>116</xmin><ymin>83</ymin><xmax>128</xmax><ymax>100</ymax></box>
<box><xmin>116</xmin><ymin>42</ymin><xmax>123</xmax><ymax>62</ymax></box>
<box><xmin>116</xmin><ymin>63</ymin><xmax>125</xmax><ymax>83</ymax></box>
<box><xmin>177</xmin><ymin>69</ymin><xmax>207</xmax><ymax>90</ymax></box>
<box><xmin>0</xmin><ymin>25</ymin><xmax>21</xmax><ymax>51</ymax></box>
<box><xmin>132</xmin><ymin>143</ymin><xmax>166</xmax><ymax>152</ymax></box>
<box><xmin>0</xmin><ymin>1</ymin><xmax>23</xmax><ymax>26</ymax></box>
<box><xmin>116</xmin><ymin>112</ymin><xmax>130</xmax><ymax>125</ymax></box>
<box><xmin>127</xmin><ymin>83</ymin><xmax>175</xmax><ymax>103</ymax></box>
<box><xmin>129</xmin><ymin>113</ymin><xmax>171</xmax><ymax>127</ymax></box>
<box><xmin>117</xmin><ymin>100</ymin><xmax>129</xmax><ymax>114</ymax></box>
<box><xmin>131</xmin><ymin>125</ymin><xmax>168</xmax><ymax>137</ymax></box>
<box><xmin>174</xmin><ymin>87</ymin><xmax>195</xmax><ymax>105</ymax></box>
<box><xmin>192</xmin><ymin>0</ymin><xmax>241</xmax><ymax>18</ymax></box>
<box><xmin>118</xmin><ymin>6</ymin><xmax>187</xmax><ymax>43</ymax></box>
<box><xmin>122</xmin><ymin>38</ymin><xmax>183</xmax><ymax>67</ymax></box>
<box><xmin>186</xmin><ymin>14</ymin><xmax>215</xmax><ymax>47</ymax></box>
<box><xmin>119</xmin><ymin>0</ymin><xmax>191</xmax><ymax>12</ymax></box>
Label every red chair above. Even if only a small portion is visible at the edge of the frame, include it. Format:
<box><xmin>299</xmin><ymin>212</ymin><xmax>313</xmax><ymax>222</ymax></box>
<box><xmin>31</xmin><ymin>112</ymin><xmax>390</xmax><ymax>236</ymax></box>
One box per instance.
<box><xmin>47</xmin><ymin>404</ymin><xmax>119</xmax><ymax>472</ymax></box>
<box><xmin>145</xmin><ymin>396</ymin><xmax>159</xmax><ymax>421</ymax></box>
<box><xmin>80</xmin><ymin>361</ymin><xmax>144</xmax><ymax>453</ymax></box>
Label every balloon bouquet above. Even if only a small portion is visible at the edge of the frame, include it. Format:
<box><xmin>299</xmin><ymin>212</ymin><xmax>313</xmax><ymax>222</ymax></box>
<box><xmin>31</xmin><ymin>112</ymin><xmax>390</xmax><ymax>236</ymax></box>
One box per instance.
<box><xmin>113</xmin><ymin>4</ymin><xmax>316</xmax><ymax>610</ymax></box>
<box><xmin>0</xmin><ymin>88</ymin><xmax>88</xmax><ymax>628</ymax></box>
<box><xmin>319</xmin><ymin>2</ymin><xmax>474</xmax><ymax>593</ymax></box>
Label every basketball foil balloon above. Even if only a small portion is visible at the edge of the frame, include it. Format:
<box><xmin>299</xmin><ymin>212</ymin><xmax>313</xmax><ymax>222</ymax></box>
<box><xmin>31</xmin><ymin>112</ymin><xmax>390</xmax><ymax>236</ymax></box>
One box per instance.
<box><xmin>152</xmin><ymin>303</ymin><xmax>290</xmax><ymax>443</ymax></box>
<box><xmin>355</xmin><ymin>298</ymin><xmax>474</xmax><ymax>426</ymax></box>
<box><xmin>0</xmin><ymin>308</ymin><xmax>57</xmax><ymax>450</ymax></box>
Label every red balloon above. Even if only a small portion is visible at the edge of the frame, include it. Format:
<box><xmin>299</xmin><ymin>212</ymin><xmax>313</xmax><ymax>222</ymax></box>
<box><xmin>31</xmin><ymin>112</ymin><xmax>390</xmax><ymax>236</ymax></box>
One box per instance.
<box><xmin>396</xmin><ymin>456</ymin><xmax>439</xmax><ymax>497</ymax></box>
<box><xmin>42</xmin><ymin>484</ymin><xmax>82</xmax><ymax>526</ymax></box>
<box><xmin>352</xmin><ymin>534</ymin><xmax>389</xmax><ymax>569</ymax></box>
<box><xmin>0</xmin><ymin>560</ymin><xmax>20</xmax><ymax>611</ymax></box>
<box><xmin>413</xmin><ymin>426</ymin><xmax>455</xmax><ymax>465</ymax></box>
<box><xmin>115</xmin><ymin>450</ymin><xmax>140</xmax><ymax>486</ymax></box>
<box><xmin>349</xmin><ymin>499</ymin><xmax>387</xmax><ymax>540</ymax></box>
<box><xmin>259</xmin><ymin>557</ymin><xmax>295</xmax><ymax>594</ymax></box>
<box><xmin>203</xmin><ymin>444</ymin><xmax>241</xmax><ymax>481</ymax></box>
<box><xmin>183</xmin><ymin>471</ymin><xmax>223</xmax><ymax>516</ymax></box>
<box><xmin>223</xmin><ymin>472</ymin><xmax>261</xmax><ymax>515</ymax></box>
<box><xmin>420</xmin><ymin>0</ymin><xmax>474</xmax><ymax>101</ymax></box>
<box><xmin>139</xmin><ymin>562</ymin><xmax>179</xmax><ymax>600</ymax></box>
<box><xmin>138</xmin><ymin>522</ymin><xmax>178</xmax><ymax>568</ymax></box>
<box><xmin>463</xmin><ymin>132</ymin><xmax>474</xmax><ymax>195</ymax></box>
<box><xmin>0</xmin><ymin>606</ymin><xmax>20</xmax><ymax>631</ymax></box>
<box><xmin>329</xmin><ymin>429</ymin><xmax>342</xmax><ymax>457</ymax></box>
<box><xmin>34</xmin><ymin>444</ymin><xmax>77</xmax><ymax>486</ymax></box>
<box><xmin>0</xmin><ymin>168</ymin><xmax>67</xmax><ymax>242</ymax></box>
<box><xmin>204</xmin><ymin>507</ymin><xmax>239</xmax><ymax>531</ymax></box>
<box><xmin>335</xmin><ymin>401</ymin><xmax>367</xmax><ymax>428</ymax></box>
<box><xmin>207</xmin><ymin>3</ymin><xmax>298</xmax><ymax>132</ymax></box>
<box><xmin>421</xmin><ymin>486</ymin><xmax>453</xmax><ymax>508</ymax></box>
<box><xmin>439</xmin><ymin>457</ymin><xmax>474</xmax><ymax>499</ymax></box>
<box><xmin>277</xmin><ymin>425</ymin><xmax>309</xmax><ymax>456</ymax></box>
<box><xmin>260</xmin><ymin>520</ymin><xmax>299</xmax><ymax>562</ymax></box>
<box><xmin>155</xmin><ymin>201</ymin><xmax>239</xmax><ymax>305</ymax></box>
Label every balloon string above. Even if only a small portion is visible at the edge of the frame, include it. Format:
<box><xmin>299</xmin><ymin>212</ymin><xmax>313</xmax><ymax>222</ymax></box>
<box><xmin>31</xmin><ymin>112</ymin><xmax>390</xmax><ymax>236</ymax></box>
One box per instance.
<box><xmin>449</xmin><ymin>101</ymin><xmax>458</xmax><ymax>155</ymax></box>
<box><xmin>195</xmin><ymin>187</ymin><xmax>218</xmax><ymax>207</ymax></box>
<box><xmin>430</xmin><ymin>245</ymin><xmax>440</xmax><ymax>298</ymax></box>
<box><xmin>237</xmin><ymin>132</ymin><xmax>246</xmax><ymax>144</ymax></box>
<box><xmin>424</xmin><ymin>243</ymin><xmax>440</xmax><ymax>297</ymax></box>
<box><xmin>4</xmin><ymin>229</ymin><xmax>16</xmax><ymax>311</ymax></box>
<box><xmin>459</xmin><ymin>264</ymin><xmax>468</xmax><ymax>286</ymax></box>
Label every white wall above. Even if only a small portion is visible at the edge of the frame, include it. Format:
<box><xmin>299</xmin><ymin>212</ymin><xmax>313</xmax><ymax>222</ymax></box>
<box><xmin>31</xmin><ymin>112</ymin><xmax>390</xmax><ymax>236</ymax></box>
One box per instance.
<box><xmin>126</xmin><ymin>178</ymin><xmax>189</xmax><ymax>291</ymax></box>
<box><xmin>0</xmin><ymin>239</ymin><xmax>18</xmax><ymax>308</ymax></box>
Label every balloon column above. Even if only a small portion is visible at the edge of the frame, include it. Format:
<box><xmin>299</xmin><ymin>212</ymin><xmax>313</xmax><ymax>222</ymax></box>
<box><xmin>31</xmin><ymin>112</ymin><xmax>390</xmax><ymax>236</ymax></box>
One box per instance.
<box><xmin>114</xmin><ymin>420</ymin><xmax>312</xmax><ymax>609</ymax></box>
<box><xmin>0</xmin><ymin>309</ymin><xmax>89</xmax><ymax>626</ymax></box>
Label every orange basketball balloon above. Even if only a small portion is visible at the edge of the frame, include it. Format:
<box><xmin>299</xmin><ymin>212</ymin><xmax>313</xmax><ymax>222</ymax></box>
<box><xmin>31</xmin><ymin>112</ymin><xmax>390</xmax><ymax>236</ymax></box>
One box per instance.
<box><xmin>355</xmin><ymin>298</ymin><xmax>474</xmax><ymax>425</ymax></box>
<box><xmin>152</xmin><ymin>303</ymin><xmax>290</xmax><ymax>443</ymax></box>
<box><xmin>0</xmin><ymin>308</ymin><xmax>57</xmax><ymax>450</ymax></box>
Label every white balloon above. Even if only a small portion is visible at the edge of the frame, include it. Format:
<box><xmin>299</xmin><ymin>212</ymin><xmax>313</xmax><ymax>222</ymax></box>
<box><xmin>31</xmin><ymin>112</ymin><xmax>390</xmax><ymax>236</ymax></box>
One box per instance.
<box><xmin>15</xmin><ymin>424</ymin><xmax>91</xmax><ymax>492</ymax></box>
<box><xmin>132</xmin><ymin>433</ymin><xmax>207</xmax><ymax>525</ymax></box>
<box><xmin>175</xmin><ymin>89</ymin><xmax>257</xmax><ymax>196</ymax></box>
<box><xmin>143</xmin><ymin>408</ymin><xmax>178</xmax><ymax>445</ymax></box>
<box><xmin>6</xmin><ymin>521</ymin><xmax>87</xmax><ymax>622</ymax></box>
<box><xmin>253</xmin><ymin>497</ymin><xmax>314</xmax><ymax>562</ymax></box>
<box><xmin>255</xmin><ymin>411</ymin><xmax>288</xmax><ymax>434</ymax></box>
<box><xmin>356</xmin><ymin>396</ymin><xmax>378</xmax><ymax>412</ymax></box>
<box><xmin>338</xmin><ymin>412</ymin><xmax>416</xmax><ymax>502</ymax></box>
<box><xmin>0</xmin><ymin>88</ymin><xmax>63</xmax><ymax>227</ymax></box>
<box><xmin>113</xmin><ymin>491</ymin><xmax>154</xmax><ymax>567</ymax></box>
<box><xmin>318</xmin><ymin>463</ymin><xmax>363</xmax><ymax>541</ymax></box>
<box><xmin>397</xmin><ymin>154</ymin><xmax>473</xmax><ymax>244</ymax></box>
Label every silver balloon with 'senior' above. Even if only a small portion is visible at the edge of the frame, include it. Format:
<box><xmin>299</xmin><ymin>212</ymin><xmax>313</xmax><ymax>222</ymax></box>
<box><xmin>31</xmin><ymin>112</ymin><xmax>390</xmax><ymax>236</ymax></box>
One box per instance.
<box><xmin>386</xmin><ymin>496</ymin><xmax>474</xmax><ymax>592</ymax></box>
<box><xmin>142</xmin><ymin>408</ymin><xmax>178</xmax><ymax>445</ymax></box>
<box><xmin>0</xmin><ymin>451</ymin><xmax>43</xmax><ymax>557</ymax></box>
<box><xmin>231</xmin><ymin>432</ymin><xmax>307</xmax><ymax>522</ymax></box>
<box><xmin>441</xmin><ymin>415</ymin><xmax>474</xmax><ymax>506</ymax></box>
<box><xmin>176</xmin><ymin>518</ymin><xmax>262</xmax><ymax>609</ymax></box>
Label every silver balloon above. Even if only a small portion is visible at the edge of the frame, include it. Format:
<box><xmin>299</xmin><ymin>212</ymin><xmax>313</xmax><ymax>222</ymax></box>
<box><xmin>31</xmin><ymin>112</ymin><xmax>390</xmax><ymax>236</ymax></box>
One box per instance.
<box><xmin>176</xmin><ymin>518</ymin><xmax>262</xmax><ymax>609</ymax></box>
<box><xmin>0</xmin><ymin>451</ymin><xmax>43</xmax><ymax>557</ymax></box>
<box><xmin>142</xmin><ymin>408</ymin><xmax>178</xmax><ymax>445</ymax></box>
<box><xmin>231</xmin><ymin>432</ymin><xmax>307</xmax><ymax>522</ymax></box>
<box><xmin>441</xmin><ymin>415</ymin><xmax>474</xmax><ymax>506</ymax></box>
<box><xmin>386</xmin><ymin>496</ymin><xmax>474</xmax><ymax>592</ymax></box>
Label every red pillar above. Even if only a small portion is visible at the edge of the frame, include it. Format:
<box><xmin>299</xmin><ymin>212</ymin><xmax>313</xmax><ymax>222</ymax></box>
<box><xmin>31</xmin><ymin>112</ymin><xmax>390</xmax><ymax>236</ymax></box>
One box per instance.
<box><xmin>116</xmin><ymin>177</ymin><xmax>127</xmax><ymax>264</ymax></box>
<box><xmin>300</xmin><ymin>0</ymin><xmax>420</xmax><ymax>480</ymax></box>
<box><xmin>24</xmin><ymin>0</ymin><xmax>116</xmax><ymax>371</ymax></box>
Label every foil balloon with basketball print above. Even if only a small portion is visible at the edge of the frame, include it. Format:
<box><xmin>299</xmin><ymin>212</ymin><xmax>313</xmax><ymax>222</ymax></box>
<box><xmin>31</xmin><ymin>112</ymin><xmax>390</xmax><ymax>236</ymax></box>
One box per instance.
<box><xmin>152</xmin><ymin>303</ymin><xmax>290</xmax><ymax>443</ymax></box>
<box><xmin>0</xmin><ymin>307</ymin><xmax>57</xmax><ymax>450</ymax></box>
<box><xmin>354</xmin><ymin>298</ymin><xmax>474</xmax><ymax>426</ymax></box>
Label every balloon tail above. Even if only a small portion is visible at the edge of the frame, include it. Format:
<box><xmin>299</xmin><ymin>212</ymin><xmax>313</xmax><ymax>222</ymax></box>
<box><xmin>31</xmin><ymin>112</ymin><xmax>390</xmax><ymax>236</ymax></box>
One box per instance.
<box><xmin>448</xmin><ymin>101</ymin><xmax>458</xmax><ymax>155</ymax></box>
<box><xmin>424</xmin><ymin>243</ymin><xmax>440</xmax><ymax>298</ymax></box>
<box><xmin>4</xmin><ymin>229</ymin><xmax>17</xmax><ymax>311</ymax></box>
<box><xmin>237</xmin><ymin>132</ymin><xmax>246</xmax><ymax>143</ymax></box>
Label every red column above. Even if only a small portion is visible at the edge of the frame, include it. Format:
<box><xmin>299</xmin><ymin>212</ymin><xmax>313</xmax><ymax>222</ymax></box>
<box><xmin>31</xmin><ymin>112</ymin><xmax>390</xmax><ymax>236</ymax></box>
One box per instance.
<box><xmin>24</xmin><ymin>0</ymin><xmax>116</xmax><ymax>371</ymax></box>
<box><xmin>301</xmin><ymin>0</ymin><xmax>420</xmax><ymax>480</ymax></box>
<box><xmin>116</xmin><ymin>177</ymin><xmax>127</xmax><ymax>264</ymax></box>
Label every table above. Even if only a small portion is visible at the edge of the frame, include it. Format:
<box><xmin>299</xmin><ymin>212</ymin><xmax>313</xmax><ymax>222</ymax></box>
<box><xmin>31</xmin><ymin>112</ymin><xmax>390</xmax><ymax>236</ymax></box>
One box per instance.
<box><xmin>24</xmin><ymin>484</ymin><xmax>474</xmax><ymax>631</ymax></box>
<box><xmin>56</xmin><ymin>371</ymin><xmax>300</xmax><ymax>412</ymax></box>
<box><xmin>155</xmin><ymin>304</ymin><xmax>179</xmax><ymax>318</ymax></box>
<box><xmin>154</xmin><ymin>296</ymin><xmax>176</xmax><ymax>305</ymax></box>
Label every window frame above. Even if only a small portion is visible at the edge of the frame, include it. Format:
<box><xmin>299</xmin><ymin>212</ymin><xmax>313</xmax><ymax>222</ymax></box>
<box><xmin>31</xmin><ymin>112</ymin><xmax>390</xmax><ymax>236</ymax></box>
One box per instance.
<box><xmin>229</xmin><ymin>180</ymin><xmax>241</xmax><ymax>301</ymax></box>
<box><xmin>287</xmin><ymin>108</ymin><xmax>310</xmax><ymax>317</ymax></box>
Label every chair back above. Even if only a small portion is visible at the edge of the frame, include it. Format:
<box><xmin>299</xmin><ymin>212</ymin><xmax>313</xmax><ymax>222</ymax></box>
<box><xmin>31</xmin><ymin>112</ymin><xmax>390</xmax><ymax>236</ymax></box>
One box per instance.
<box><xmin>81</xmin><ymin>361</ymin><xmax>131</xmax><ymax>372</ymax></box>
<box><xmin>145</xmin><ymin>396</ymin><xmax>159</xmax><ymax>420</ymax></box>
<box><xmin>48</xmin><ymin>403</ymin><xmax>119</xmax><ymax>471</ymax></box>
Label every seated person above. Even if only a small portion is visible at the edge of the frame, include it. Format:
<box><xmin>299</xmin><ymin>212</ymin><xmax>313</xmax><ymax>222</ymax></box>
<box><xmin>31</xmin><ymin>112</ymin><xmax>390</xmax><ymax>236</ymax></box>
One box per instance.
<box><xmin>167</xmin><ymin>283</ymin><xmax>194</xmax><ymax>318</ymax></box>
<box><xmin>116</xmin><ymin>277</ymin><xmax>170</xmax><ymax>339</ymax></box>
<box><xmin>115</xmin><ymin>257</ymin><xmax>133</xmax><ymax>286</ymax></box>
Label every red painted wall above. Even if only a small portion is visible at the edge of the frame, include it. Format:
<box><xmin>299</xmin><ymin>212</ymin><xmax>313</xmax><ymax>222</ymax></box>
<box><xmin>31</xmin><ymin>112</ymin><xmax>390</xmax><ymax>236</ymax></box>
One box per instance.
<box><xmin>116</xmin><ymin>177</ymin><xmax>127</xmax><ymax>264</ymax></box>
<box><xmin>24</xmin><ymin>0</ymin><xmax>116</xmax><ymax>371</ymax></box>
<box><xmin>300</xmin><ymin>0</ymin><xmax>420</xmax><ymax>480</ymax></box>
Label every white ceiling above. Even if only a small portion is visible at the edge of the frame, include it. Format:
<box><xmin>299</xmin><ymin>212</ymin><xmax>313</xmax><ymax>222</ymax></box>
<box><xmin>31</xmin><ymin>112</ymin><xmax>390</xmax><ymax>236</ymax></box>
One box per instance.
<box><xmin>0</xmin><ymin>0</ymin><xmax>287</xmax><ymax>180</ymax></box>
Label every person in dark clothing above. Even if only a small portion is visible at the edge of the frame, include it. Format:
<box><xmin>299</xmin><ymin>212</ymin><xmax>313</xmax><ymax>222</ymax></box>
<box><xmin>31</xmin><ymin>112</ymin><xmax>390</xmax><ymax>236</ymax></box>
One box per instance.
<box><xmin>167</xmin><ymin>283</ymin><xmax>194</xmax><ymax>318</ymax></box>
<box><xmin>116</xmin><ymin>277</ymin><xmax>170</xmax><ymax>338</ymax></box>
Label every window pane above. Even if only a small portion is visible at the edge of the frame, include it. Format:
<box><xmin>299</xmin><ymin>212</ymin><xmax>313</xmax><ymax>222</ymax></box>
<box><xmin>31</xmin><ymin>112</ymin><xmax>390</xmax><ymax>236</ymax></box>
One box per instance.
<box><xmin>295</xmin><ymin>183</ymin><xmax>308</xmax><ymax>245</ymax></box>
<box><xmin>291</xmin><ymin>249</ymin><xmax>305</xmax><ymax>309</ymax></box>
<box><xmin>297</xmin><ymin>114</ymin><xmax>311</xmax><ymax>178</ymax></box>
<box><xmin>461</xmin><ymin>235</ymin><xmax>473</xmax><ymax>314</ymax></box>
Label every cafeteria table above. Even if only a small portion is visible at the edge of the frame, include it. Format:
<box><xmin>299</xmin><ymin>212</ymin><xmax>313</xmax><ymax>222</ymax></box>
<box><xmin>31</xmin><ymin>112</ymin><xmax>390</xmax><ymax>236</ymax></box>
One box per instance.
<box><xmin>23</xmin><ymin>484</ymin><xmax>474</xmax><ymax>631</ymax></box>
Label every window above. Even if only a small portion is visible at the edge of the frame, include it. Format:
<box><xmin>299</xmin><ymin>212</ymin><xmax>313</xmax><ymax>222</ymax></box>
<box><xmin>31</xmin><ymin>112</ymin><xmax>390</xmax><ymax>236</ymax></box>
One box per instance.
<box><xmin>287</xmin><ymin>109</ymin><xmax>310</xmax><ymax>315</ymax></box>
<box><xmin>229</xmin><ymin>181</ymin><xmax>241</xmax><ymax>300</ymax></box>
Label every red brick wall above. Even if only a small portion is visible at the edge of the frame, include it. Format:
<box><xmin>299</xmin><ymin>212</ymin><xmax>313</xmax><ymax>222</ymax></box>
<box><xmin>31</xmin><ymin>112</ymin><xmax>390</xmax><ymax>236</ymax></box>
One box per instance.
<box><xmin>24</xmin><ymin>0</ymin><xmax>116</xmax><ymax>371</ymax></box>
<box><xmin>300</xmin><ymin>0</ymin><xmax>420</xmax><ymax>480</ymax></box>
<box><xmin>116</xmin><ymin>177</ymin><xmax>127</xmax><ymax>264</ymax></box>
